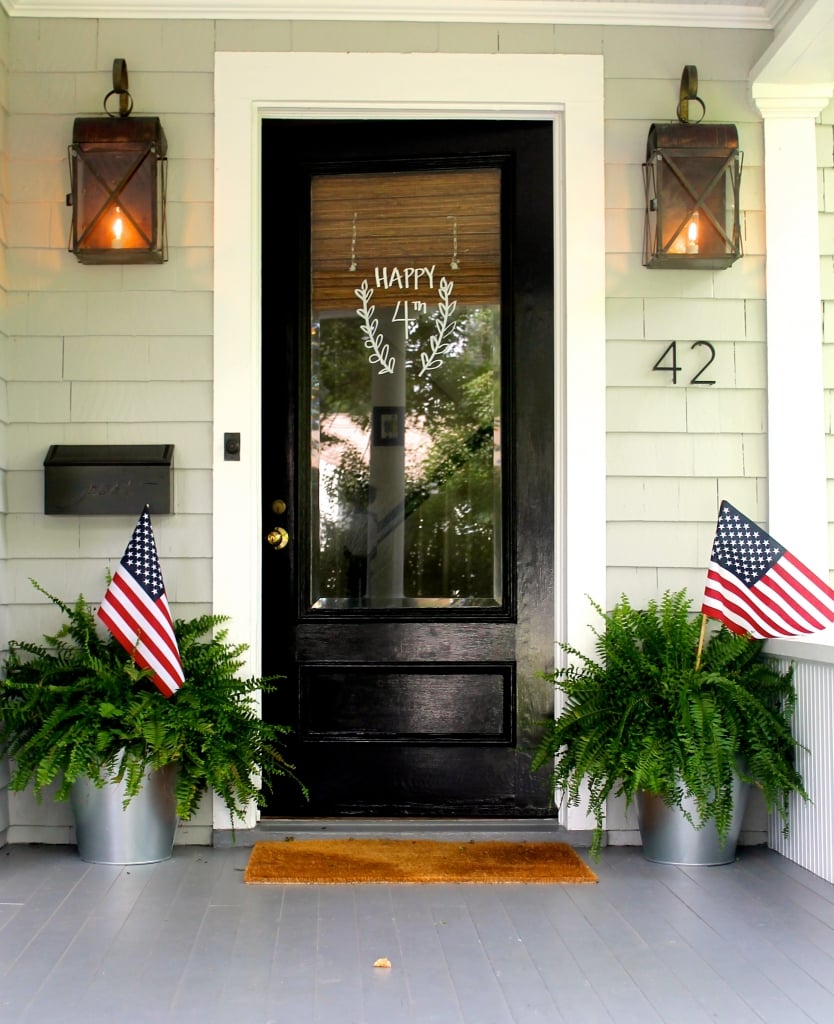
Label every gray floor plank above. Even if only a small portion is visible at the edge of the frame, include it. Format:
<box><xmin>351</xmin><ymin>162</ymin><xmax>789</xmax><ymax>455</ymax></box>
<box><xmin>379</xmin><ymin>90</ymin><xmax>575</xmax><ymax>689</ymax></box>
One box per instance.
<box><xmin>79</xmin><ymin>853</ymin><xmax>229</xmax><ymax>1022</ymax></box>
<box><xmin>392</xmin><ymin>887</ymin><xmax>468</xmax><ymax>1023</ymax></box>
<box><xmin>1</xmin><ymin>843</ymin><xmax>833</xmax><ymax>1023</ymax></box>
<box><xmin>314</xmin><ymin>887</ymin><xmax>367</xmax><ymax>1022</ymax></box>
<box><xmin>498</xmin><ymin>887</ymin><xmax>615</xmax><ymax>1023</ymax></box>
<box><xmin>542</xmin><ymin>883</ymin><xmax>665</xmax><ymax>1023</ymax></box>
<box><xmin>206</xmin><ymin>887</ymin><xmax>284</xmax><ymax>1022</ymax></box>
<box><xmin>658</xmin><ymin>858</ymin><xmax>834</xmax><ymax>1020</ymax></box>
<box><xmin>0</xmin><ymin>861</ymin><xmax>127</xmax><ymax>1019</ymax></box>
<box><xmin>18</xmin><ymin>865</ymin><xmax>158</xmax><ymax>1022</ymax></box>
<box><xmin>597</xmin><ymin>858</ymin><xmax>764</xmax><ymax>1022</ymax></box>
<box><xmin>616</xmin><ymin>853</ymin><xmax>821</xmax><ymax>1023</ymax></box>
<box><xmin>262</xmin><ymin>885</ymin><xmax>318</xmax><ymax>1022</ymax></box>
<box><xmin>466</xmin><ymin>888</ymin><xmax>569</xmax><ymax>1024</ymax></box>
<box><xmin>433</xmin><ymin>902</ymin><xmax>518</xmax><ymax>1024</ymax></box>
<box><xmin>171</xmin><ymin>904</ymin><xmax>244</xmax><ymax>1020</ymax></box>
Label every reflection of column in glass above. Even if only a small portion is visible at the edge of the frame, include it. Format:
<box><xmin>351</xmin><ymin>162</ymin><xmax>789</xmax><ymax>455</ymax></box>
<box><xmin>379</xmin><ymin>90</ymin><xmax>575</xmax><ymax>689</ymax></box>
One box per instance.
<box><xmin>493</xmin><ymin>406</ymin><xmax>503</xmax><ymax>604</ymax></box>
<box><xmin>367</xmin><ymin>308</ymin><xmax>406</xmax><ymax>605</ymax></box>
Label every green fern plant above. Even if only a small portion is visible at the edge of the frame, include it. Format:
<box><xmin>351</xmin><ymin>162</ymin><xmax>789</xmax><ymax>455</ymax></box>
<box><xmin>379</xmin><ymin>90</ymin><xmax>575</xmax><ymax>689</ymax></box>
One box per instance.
<box><xmin>0</xmin><ymin>580</ymin><xmax>306</xmax><ymax>822</ymax></box>
<box><xmin>531</xmin><ymin>589</ymin><xmax>807</xmax><ymax>858</ymax></box>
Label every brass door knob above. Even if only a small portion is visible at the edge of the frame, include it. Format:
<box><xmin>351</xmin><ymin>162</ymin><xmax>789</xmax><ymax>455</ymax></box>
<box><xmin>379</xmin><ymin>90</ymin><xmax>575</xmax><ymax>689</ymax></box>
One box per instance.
<box><xmin>266</xmin><ymin>526</ymin><xmax>289</xmax><ymax>549</ymax></box>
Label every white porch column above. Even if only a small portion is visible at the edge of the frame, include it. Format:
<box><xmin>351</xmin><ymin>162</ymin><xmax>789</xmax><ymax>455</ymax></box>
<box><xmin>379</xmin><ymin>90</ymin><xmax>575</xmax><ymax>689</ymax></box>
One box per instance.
<box><xmin>753</xmin><ymin>84</ymin><xmax>833</xmax><ymax>564</ymax></box>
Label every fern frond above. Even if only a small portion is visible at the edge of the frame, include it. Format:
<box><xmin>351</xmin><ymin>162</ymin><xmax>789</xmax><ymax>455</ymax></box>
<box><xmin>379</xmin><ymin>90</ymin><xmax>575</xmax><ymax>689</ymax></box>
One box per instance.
<box><xmin>532</xmin><ymin>589</ymin><xmax>807</xmax><ymax>858</ymax></box>
<box><xmin>0</xmin><ymin>580</ymin><xmax>305</xmax><ymax>822</ymax></box>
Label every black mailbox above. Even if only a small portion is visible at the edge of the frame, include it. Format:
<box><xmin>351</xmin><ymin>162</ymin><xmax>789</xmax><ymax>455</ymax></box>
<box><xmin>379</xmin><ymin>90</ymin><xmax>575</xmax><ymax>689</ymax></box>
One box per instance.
<box><xmin>44</xmin><ymin>444</ymin><xmax>173</xmax><ymax>515</ymax></box>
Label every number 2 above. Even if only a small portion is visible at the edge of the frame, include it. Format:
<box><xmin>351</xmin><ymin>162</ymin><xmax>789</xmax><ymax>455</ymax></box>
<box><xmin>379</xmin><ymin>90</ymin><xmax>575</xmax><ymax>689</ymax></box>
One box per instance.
<box><xmin>690</xmin><ymin>340</ymin><xmax>716</xmax><ymax>385</ymax></box>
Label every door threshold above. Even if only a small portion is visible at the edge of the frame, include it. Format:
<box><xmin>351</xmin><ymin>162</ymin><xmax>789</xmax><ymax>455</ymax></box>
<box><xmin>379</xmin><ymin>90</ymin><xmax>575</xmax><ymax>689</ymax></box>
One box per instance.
<box><xmin>214</xmin><ymin>817</ymin><xmax>594</xmax><ymax>849</ymax></box>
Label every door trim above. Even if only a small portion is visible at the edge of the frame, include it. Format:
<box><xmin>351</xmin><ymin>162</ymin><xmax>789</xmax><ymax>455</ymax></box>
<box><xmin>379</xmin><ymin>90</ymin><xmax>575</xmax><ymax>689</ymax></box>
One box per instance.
<box><xmin>213</xmin><ymin>51</ymin><xmax>606</xmax><ymax>830</ymax></box>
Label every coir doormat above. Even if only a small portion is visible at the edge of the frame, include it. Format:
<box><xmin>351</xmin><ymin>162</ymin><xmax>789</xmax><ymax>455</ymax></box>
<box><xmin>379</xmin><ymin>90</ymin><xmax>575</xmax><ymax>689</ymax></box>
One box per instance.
<box><xmin>243</xmin><ymin>838</ymin><xmax>598</xmax><ymax>885</ymax></box>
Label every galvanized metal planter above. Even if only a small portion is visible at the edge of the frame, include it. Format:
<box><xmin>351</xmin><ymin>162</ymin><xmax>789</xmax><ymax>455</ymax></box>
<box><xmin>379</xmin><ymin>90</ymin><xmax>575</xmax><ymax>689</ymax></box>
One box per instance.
<box><xmin>636</xmin><ymin>776</ymin><xmax>750</xmax><ymax>866</ymax></box>
<box><xmin>69</xmin><ymin>762</ymin><xmax>179</xmax><ymax>864</ymax></box>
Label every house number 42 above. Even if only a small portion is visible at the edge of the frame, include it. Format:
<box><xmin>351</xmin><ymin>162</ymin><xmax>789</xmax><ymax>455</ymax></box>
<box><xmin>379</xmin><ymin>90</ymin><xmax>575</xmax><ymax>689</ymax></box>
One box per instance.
<box><xmin>653</xmin><ymin>340</ymin><xmax>716</xmax><ymax>385</ymax></box>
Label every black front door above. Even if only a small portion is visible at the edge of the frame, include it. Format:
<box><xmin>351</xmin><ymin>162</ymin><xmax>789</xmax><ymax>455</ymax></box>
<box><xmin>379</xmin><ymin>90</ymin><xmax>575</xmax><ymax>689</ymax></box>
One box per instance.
<box><xmin>261</xmin><ymin>119</ymin><xmax>554</xmax><ymax>816</ymax></box>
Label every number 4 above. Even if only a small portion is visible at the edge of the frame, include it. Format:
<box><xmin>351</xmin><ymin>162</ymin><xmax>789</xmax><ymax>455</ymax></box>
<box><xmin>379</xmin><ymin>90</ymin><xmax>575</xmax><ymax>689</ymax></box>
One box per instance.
<box><xmin>392</xmin><ymin>300</ymin><xmax>413</xmax><ymax>335</ymax></box>
<box><xmin>653</xmin><ymin>341</ymin><xmax>682</xmax><ymax>384</ymax></box>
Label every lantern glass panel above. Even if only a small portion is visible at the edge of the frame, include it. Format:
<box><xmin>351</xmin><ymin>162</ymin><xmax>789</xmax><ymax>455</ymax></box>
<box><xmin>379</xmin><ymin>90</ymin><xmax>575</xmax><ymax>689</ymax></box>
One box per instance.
<box><xmin>654</xmin><ymin>152</ymin><xmax>738</xmax><ymax>259</ymax></box>
<box><xmin>75</xmin><ymin>144</ymin><xmax>157</xmax><ymax>251</ymax></box>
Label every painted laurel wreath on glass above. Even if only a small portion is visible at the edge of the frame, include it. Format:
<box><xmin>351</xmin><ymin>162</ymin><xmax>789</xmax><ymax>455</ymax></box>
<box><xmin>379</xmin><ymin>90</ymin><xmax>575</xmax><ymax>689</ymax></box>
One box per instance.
<box><xmin>354</xmin><ymin>277</ymin><xmax>458</xmax><ymax>377</ymax></box>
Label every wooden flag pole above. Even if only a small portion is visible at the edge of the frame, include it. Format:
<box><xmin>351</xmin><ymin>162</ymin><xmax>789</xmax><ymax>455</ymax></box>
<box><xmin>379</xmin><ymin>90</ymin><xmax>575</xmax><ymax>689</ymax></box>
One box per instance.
<box><xmin>694</xmin><ymin>613</ymin><xmax>707</xmax><ymax>672</ymax></box>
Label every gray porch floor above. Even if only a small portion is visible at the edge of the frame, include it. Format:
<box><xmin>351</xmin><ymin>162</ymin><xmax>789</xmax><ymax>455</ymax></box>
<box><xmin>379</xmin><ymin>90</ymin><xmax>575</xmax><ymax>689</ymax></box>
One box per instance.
<box><xmin>1</xmin><ymin>840</ymin><xmax>833</xmax><ymax>1023</ymax></box>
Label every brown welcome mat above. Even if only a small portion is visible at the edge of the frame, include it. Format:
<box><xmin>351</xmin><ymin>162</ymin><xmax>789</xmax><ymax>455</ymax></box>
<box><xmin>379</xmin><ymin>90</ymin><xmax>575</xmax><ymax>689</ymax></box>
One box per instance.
<box><xmin>243</xmin><ymin>838</ymin><xmax>598</xmax><ymax>885</ymax></box>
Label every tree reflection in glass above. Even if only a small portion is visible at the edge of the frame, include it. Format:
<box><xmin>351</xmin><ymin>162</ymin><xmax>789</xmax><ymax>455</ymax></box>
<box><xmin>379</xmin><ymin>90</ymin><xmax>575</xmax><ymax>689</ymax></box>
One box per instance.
<box><xmin>309</xmin><ymin>168</ymin><xmax>502</xmax><ymax>609</ymax></box>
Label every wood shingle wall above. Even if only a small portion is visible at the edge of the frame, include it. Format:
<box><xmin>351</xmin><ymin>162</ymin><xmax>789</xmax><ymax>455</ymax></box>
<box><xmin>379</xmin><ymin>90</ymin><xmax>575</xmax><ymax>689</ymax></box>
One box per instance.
<box><xmin>0</xmin><ymin>15</ymin><xmax>790</xmax><ymax>843</ymax></box>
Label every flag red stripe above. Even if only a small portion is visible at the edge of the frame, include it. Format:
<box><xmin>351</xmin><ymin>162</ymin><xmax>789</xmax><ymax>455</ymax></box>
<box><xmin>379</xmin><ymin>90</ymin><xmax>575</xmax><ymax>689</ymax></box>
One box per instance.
<box><xmin>702</xmin><ymin>567</ymin><xmax>807</xmax><ymax>637</ymax></box>
<box><xmin>97</xmin><ymin>567</ymin><xmax>183</xmax><ymax>696</ymax></box>
<box><xmin>97</xmin><ymin>610</ymin><xmax>180</xmax><ymax>697</ymax></box>
<box><xmin>100</xmin><ymin>571</ymin><xmax>182</xmax><ymax>676</ymax></box>
<box><xmin>702</xmin><ymin>578</ymin><xmax>765</xmax><ymax>637</ymax></box>
<box><xmin>744</xmin><ymin>579</ymin><xmax>812</xmax><ymax>634</ymax></box>
<box><xmin>701</xmin><ymin>591</ymin><xmax>804</xmax><ymax>638</ymax></box>
<box><xmin>700</xmin><ymin>591</ymin><xmax>753</xmax><ymax>636</ymax></box>
<box><xmin>97</xmin><ymin>612</ymin><xmax>181</xmax><ymax>696</ymax></box>
<box><xmin>782</xmin><ymin>549</ymin><xmax>834</xmax><ymax>599</ymax></box>
<box><xmin>702</xmin><ymin>604</ymin><xmax>756</xmax><ymax>637</ymax></box>
<box><xmin>758</xmin><ymin>570</ymin><xmax>826</xmax><ymax>633</ymax></box>
<box><xmin>774</xmin><ymin>554</ymin><xmax>834</xmax><ymax>623</ymax></box>
<box><xmin>97</xmin><ymin>602</ymin><xmax>182</xmax><ymax>698</ymax></box>
<box><xmin>747</xmin><ymin>568</ymin><xmax>825</xmax><ymax>633</ymax></box>
<box><xmin>704</xmin><ymin>581</ymin><xmax>790</xmax><ymax>634</ymax></box>
<box><xmin>107</xmin><ymin>570</ymin><xmax>181</xmax><ymax>667</ymax></box>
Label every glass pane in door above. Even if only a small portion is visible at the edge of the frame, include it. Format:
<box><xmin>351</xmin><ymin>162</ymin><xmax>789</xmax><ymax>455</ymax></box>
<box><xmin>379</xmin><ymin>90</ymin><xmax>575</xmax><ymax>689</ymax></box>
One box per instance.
<box><xmin>310</xmin><ymin>168</ymin><xmax>502</xmax><ymax>609</ymax></box>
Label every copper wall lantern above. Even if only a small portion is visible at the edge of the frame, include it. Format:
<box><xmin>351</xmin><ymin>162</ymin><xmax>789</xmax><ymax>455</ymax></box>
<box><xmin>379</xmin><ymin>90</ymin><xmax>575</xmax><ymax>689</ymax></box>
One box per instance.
<box><xmin>67</xmin><ymin>59</ymin><xmax>168</xmax><ymax>264</ymax></box>
<box><xmin>643</xmin><ymin>66</ymin><xmax>742</xmax><ymax>269</ymax></box>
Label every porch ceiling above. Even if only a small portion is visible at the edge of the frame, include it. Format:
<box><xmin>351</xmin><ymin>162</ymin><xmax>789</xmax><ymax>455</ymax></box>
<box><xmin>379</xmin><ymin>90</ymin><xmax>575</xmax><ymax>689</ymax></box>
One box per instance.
<box><xmin>0</xmin><ymin>0</ymin><xmax>796</xmax><ymax>31</ymax></box>
<box><xmin>1</xmin><ymin>1</ymin><xmax>833</xmax><ymax>87</ymax></box>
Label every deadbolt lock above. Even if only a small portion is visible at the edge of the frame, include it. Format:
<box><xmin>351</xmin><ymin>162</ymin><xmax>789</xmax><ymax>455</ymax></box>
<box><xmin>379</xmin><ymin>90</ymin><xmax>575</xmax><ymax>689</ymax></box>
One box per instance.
<box><xmin>266</xmin><ymin>526</ymin><xmax>289</xmax><ymax>549</ymax></box>
<box><xmin>271</xmin><ymin>498</ymin><xmax>287</xmax><ymax>515</ymax></box>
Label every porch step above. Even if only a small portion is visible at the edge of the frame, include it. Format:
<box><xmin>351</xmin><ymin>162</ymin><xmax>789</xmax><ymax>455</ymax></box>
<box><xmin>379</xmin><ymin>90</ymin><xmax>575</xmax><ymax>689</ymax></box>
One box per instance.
<box><xmin>213</xmin><ymin>817</ymin><xmax>596</xmax><ymax>848</ymax></box>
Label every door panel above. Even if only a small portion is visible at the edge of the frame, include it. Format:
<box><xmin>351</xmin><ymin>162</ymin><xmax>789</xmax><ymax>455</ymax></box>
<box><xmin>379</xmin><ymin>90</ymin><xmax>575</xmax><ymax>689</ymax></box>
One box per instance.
<box><xmin>299</xmin><ymin>665</ymin><xmax>512</xmax><ymax>742</ymax></box>
<box><xmin>261</xmin><ymin>119</ymin><xmax>554</xmax><ymax>816</ymax></box>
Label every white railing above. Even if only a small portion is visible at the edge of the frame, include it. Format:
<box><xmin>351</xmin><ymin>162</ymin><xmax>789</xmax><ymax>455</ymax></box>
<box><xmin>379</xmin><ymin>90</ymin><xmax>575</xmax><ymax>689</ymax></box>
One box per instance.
<box><xmin>766</xmin><ymin>639</ymin><xmax>834</xmax><ymax>883</ymax></box>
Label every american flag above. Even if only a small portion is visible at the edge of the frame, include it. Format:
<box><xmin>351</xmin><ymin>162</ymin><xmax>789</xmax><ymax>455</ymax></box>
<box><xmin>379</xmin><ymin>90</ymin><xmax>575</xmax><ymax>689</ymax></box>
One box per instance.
<box><xmin>97</xmin><ymin>506</ymin><xmax>184</xmax><ymax>697</ymax></box>
<box><xmin>702</xmin><ymin>500</ymin><xmax>834</xmax><ymax>639</ymax></box>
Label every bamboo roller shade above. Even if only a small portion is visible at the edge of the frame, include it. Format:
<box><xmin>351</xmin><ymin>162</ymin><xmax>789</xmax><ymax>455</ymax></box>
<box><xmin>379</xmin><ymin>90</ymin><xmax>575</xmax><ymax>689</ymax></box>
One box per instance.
<box><xmin>311</xmin><ymin>167</ymin><xmax>501</xmax><ymax>310</ymax></box>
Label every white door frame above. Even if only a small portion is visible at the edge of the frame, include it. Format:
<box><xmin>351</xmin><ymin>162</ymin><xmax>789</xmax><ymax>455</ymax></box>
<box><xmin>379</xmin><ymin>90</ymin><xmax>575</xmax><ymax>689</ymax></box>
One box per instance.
<box><xmin>212</xmin><ymin>51</ymin><xmax>606</xmax><ymax>829</ymax></box>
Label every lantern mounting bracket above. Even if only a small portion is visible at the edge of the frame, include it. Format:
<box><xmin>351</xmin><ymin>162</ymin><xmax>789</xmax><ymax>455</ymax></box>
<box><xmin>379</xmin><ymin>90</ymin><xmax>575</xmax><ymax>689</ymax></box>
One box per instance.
<box><xmin>103</xmin><ymin>58</ymin><xmax>133</xmax><ymax>119</ymax></box>
<box><xmin>677</xmin><ymin>65</ymin><xmax>705</xmax><ymax>125</ymax></box>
